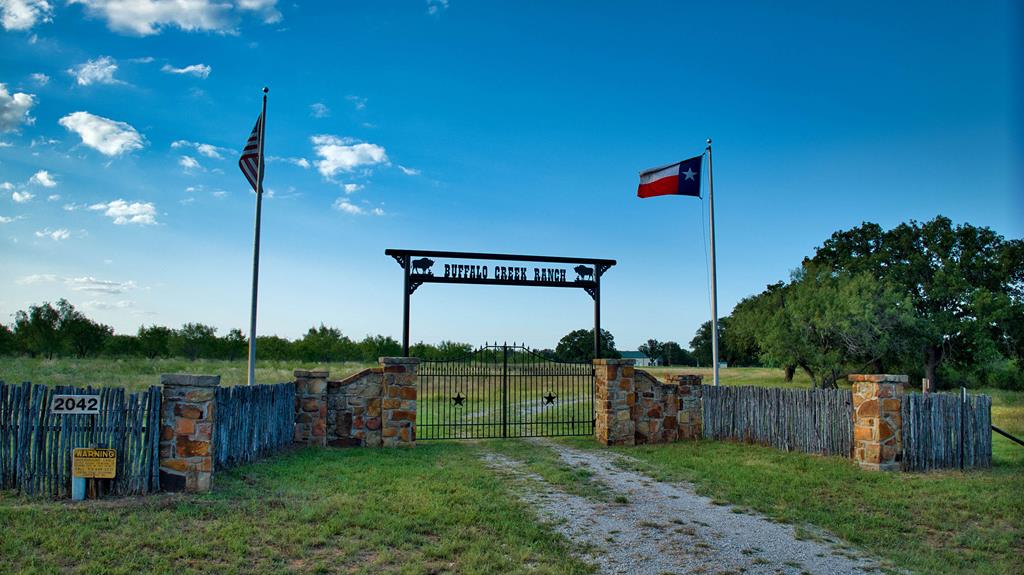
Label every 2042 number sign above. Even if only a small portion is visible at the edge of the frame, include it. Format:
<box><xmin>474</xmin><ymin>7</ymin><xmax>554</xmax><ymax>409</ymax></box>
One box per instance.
<box><xmin>50</xmin><ymin>395</ymin><xmax>101</xmax><ymax>415</ymax></box>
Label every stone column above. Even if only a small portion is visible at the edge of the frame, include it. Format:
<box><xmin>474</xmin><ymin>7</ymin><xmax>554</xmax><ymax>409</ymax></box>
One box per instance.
<box><xmin>294</xmin><ymin>369</ymin><xmax>328</xmax><ymax>447</ymax></box>
<box><xmin>851</xmin><ymin>374</ymin><xmax>907</xmax><ymax>471</ymax></box>
<box><xmin>380</xmin><ymin>357</ymin><xmax>419</xmax><ymax>447</ymax></box>
<box><xmin>159</xmin><ymin>374</ymin><xmax>219</xmax><ymax>492</ymax></box>
<box><xmin>669</xmin><ymin>374</ymin><xmax>703</xmax><ymax>440</ymax></box>
<box><xmin>594</xmin><ymin>359</ymin><xmax>636</xmax><ymax>446</ymax></box>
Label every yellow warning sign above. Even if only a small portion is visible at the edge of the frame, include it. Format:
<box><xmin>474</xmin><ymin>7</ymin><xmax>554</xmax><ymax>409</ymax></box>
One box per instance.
<box><xmin>72</xmin><ymin>448</ymin><xmax>117</xmax><ymax>479</ymax></box>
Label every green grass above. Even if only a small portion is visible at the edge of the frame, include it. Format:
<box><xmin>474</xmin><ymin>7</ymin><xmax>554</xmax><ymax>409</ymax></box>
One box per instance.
<box><xmin>642</xmin><ymin>366</ymin><xmax>818</xmax><ymax>389</ymax></box>
<box><xmin>0</xmin><ymin>357</ymin><xmax>375</xmax><ymax>391</ymax></box>
<box><xmin>0</xmin><ymin>444</ymin><xmax>593</xmax><ymax>575</ymax></box>
<box><xmin>481</xmin><ymin>440</ymin><xmax>608</xmax><ymax>501</ymax></box>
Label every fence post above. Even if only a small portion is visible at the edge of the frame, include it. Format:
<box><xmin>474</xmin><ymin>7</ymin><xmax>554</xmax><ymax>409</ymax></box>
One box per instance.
<box><xmin>159</xmin><ymin>374</ymin><xmax>219</xmax><ymax>492</ymax></box>
<box><xmin>293</xmin><ymin>370</ymin><xmax>329</xmax><ymax>447</ymax></box>
<box><xmin>850</xmin><ymin>374</ymin><xmax>907</xmax><ymax>471</ymax></box>
<box><xmin>594</xmin><ymin>359</ymin><xmax>636</xmax><ymax>446</ymax></box>
<box><xmin>669</xmin><ymin>375</ymin><xmax>704</xmax><ymax>440</ymax></box>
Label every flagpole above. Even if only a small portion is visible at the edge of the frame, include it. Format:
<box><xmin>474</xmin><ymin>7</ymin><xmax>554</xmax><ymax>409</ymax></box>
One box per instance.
<box><xmin>706</xmin><ymin>137</ymin><xmax>720</xmax><ymax>387</ymax></box>
<box><xmin>247</xmin><ymin>87</ymin><xmax>268</xmax><ymax>386</ymax></box>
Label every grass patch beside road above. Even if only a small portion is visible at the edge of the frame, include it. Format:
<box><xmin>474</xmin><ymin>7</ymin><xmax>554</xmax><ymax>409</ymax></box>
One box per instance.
<box><xmin>0</xmin><ymin>444</ymin><xmax>593</xmax><ymax>575</ymax></box>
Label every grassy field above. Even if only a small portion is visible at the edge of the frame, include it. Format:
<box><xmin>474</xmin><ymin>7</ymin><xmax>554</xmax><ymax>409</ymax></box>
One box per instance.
<box><xmin>0</xmin><ymin>444</ymin><xmax>592</xmax><ymax>575</ymax></box>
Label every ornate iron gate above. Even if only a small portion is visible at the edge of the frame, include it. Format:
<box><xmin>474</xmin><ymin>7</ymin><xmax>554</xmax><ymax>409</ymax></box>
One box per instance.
<box><xmin>417</xmin><ymin>343</ymin><xmax>595</xmax><ymax>440</ymax></box>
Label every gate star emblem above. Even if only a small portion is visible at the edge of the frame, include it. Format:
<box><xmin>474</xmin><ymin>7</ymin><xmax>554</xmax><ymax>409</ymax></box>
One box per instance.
<box><xmin>543</xmin><ymin>392</ymin><xmax>556</xmax><ymax>405</ymax></box>
<box><xmin>452</xmin><ymin>392</ymin><xmax>465</xmax><ymax>406</ymax></box>
<box><xmin>682</xmin><ymin>167</ymin><xmax>697</xmax><ymax>180</ymax></box>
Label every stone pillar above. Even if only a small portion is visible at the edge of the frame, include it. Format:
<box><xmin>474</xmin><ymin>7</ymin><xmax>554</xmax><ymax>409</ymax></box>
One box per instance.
<box><xmin>594</xmin><ymin>359</ymin><xmax>636</xmax><ymax>446</ymax></box>
<box><xmin>669</xmin><ymin>374</ymin><xmax>703</xmax><ymax>440</ymax></box>
<box><xmin>380</xmin><ymin>357</ymin><xmax>419</xmax><ymax>447</ymax></box>
<box><xmin>294</xmin><ymin>369</ymin><xmax>328</xmax><ymax>447</ymax></box>
<box><xmin>851</xmin><ymin>374</ymin><xmax>907</xmax><ymax>471</ymax></box>
<box><xmin>159</xmin><ymin>374</ymin><xmax>219</xmax><ymax>492</ymax></box>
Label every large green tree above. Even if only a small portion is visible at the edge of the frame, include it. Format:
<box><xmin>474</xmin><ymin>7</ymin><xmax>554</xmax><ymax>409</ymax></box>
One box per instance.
<box><xmin>555</xmin><ymin>328</ymin><xmax>620</xmax><ymax>362</ymax></box>
<box><xmin>14</xmin><ymin>301</ymin><xmax>63</xmax><ymax>359</ymax></box>
<box><xmin>137</xmin><ymin>325</ymin><xmax>172</xmax><ymax>359</ymax></box>
<box><xmin>57</xmin><ymin>300</ymin><xmax>113</xmax><ymax>357</ymax></box>
<box><xmin>170</xmin><ymin>323</ymin><xmax>218</xmax><ymax>361</ymax></box>
<box><xmin>807</xmin><ymin>216</ymin><xmax>1024</xmax><ymax>389</ymax></box>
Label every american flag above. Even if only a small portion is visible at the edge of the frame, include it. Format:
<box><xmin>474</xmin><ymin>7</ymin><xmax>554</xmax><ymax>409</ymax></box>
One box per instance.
<box><xmin>238</xmin><ymin>114</ymin><xmax>264</xmax><ymax>193</ymax></box>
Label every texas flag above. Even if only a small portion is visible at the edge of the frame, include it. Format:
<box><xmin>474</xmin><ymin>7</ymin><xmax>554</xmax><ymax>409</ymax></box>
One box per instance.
<box><xmin>637</xmin><ymin>154</ymin><xmax>703</xmax><ymax>198</ymax></box>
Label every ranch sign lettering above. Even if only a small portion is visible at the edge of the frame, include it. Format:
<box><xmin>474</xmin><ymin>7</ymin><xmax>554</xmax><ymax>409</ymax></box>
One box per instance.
<box><xmin>386</xmin><ymin>249</ymin><xmax>616</xmax><ymax>357</ymax></box>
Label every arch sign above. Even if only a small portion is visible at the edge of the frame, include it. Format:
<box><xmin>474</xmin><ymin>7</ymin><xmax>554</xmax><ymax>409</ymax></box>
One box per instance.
<box><xmin>385</xmin><ymin>249</ymin><xmax>616</xmax><ymax>357</ymax></box>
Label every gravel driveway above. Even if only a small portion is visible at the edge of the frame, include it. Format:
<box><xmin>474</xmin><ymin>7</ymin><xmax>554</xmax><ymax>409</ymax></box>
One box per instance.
<box><xmin>484</xmin><ymin>440</ymin><xmax>886</xmax><ymax>575</ymax></box>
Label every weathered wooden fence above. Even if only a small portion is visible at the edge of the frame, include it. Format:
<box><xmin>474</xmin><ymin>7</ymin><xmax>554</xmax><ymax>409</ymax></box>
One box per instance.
<box><xmin>214</xmin><ymin>383</ymin><xmax>295</xmax><ymax>470</ymax></box>
<box><xmin>0</xmin><ymin>382</ymin><xmax>161</xmax><ymax>497</ymax></box>
<box><xmin>702</xmin><ymin>386</ymin><xmax>854</xmax><ymax>457</ymax></box>
<box><xmin>901</xmin><ymin>392</ymin><xmax>992</xmax><ymax>471</ymax></box>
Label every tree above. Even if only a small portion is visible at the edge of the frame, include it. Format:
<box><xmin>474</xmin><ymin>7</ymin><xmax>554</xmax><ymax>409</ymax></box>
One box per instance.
<box><xmin>57</xmin><ymin>300</ymin><xmax>113</xmax><ymax>357</ymax></box>
<box><xmin>661</xmin><ymin>341</ymin><xmax>696</xmax><ymax>366</ymax></box>
<box><xmin>690</xmin><ymin>319</ymin><xmax>733</xmax><ymax>367</ymax></box>
<box><xmin>170</xmin><ymin>323</ymin><xmax>218</xmax><ymax>361</ymax></box>
<box><xmin>255</xmin><ymin>335</ymin><xmax>295</xmax><ymax>361</ymax></box>
<box><xmin>296</xmin><ymin>324</ymin><xmax>357</xmax><ymax>362</ymax></box>
<box><xmin>137</xmin><ymin>325</ymin><xmax>172</xmax><ymax>359</ymax></box>
<box><xmin>219</xmin><ymin>328</ymin><xmax>247</xmax><ymax>361</ymax></box>
<box><xmin>14</xmin><ymin>301</ymin><xmax>62</xmax><ymax>358</ymax></box>
<box><xmin>807</xmin><ymin>216</ymin><xmax>1024</xmax><ymax>389</ymax></box>
<box><xmin>555</xmin><ymin>328</ymin><xmax>620</xmax><ymax>362</ymax></box>
<box><xmin>358</xmin><ymin>334</ymin><xmax>402</xmax><ymax>362</ymax></box>
<box><xmin>103</xmin><ymin>334</ymin><xmax>140</xmax><ymax>357</ymax></box>
<box><xmin>0</xmin><ymin>323</ymin><xmax>15</xmax><ymax>356</ymax></box>
<box><xmin>638</xmin><ymin>339</ymin><xmax>663</xmax><ymax>366</ymax></box>
<box><xmin>757</xmin><ymin>268</ymin><xmax>921</xmax><ymax>388</ymax></box>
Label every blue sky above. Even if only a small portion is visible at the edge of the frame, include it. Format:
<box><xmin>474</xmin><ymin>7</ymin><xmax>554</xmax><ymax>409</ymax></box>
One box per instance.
<box><xmin>1</xmin><ymin>0</ymin><xmax>1020</xmax><ymax>351</ymax></box>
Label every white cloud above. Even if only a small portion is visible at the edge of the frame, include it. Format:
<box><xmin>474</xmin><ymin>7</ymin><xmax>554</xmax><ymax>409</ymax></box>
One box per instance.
<box><xmin>398</xmin><ymin>165</ymin><xmax>421</xmax><ymax>176</ymax></box>
<box><xmin>66</xmin><ymin>276</ymin><xmax>137</xmax><ymax>294</ymax></box>
<box><xmin>426</xmin><ymin>0</ymin><xmax>448</xmax><ymax>16</ymax></box>
<box><xmin>29</xmin><ymin>169</ymin><xmax>56</xmax><ymax>187</ymax></box>
<box><xmin>333</xmin><ymin>198</ymin><xmax>364</xmax><ymax>215</ymax></box>
<box><xmin>268</xmin><ymin>155</ymin><xmax>310</xmax><ymax>169</ymax></box>
<box><xmin>212</xmin><ymin>190</ymin><xmax>226</xmax><ymax>198</ymax></box>
<box><xmin>30</xmin><ymin>72</ymin><xmax>49</xmax><ymax>86</ymax></box>
<box><xmin>0</xmin><ymin>0</ymin><xmax>52</xmax><ymax>31</ymax></box>
<box><xmin>59</xmin><ymin>111</ymin><xmax>145</xmax><ymax>156</ymax></box>
<box><xmin>63</xmin><ymin>202</ymin><xmax>87</xmax><ymax>211</ymax></box>
<box><xmin>68</xmin><ymin>56</ymin><xmax>123</xmax><ymax>86</ymax></box>
<box><xmin>89</xmin><ymin>199</ymin><xmax>157</xmax><ymax>225</ymax></box>
<box><xmin>0</xmin><ymin>140</ymin><xmax>11</xmax><ymax>147</ymax></box>
<box><xmin>0</xmin><ymin>83</ymin><xmax>36</xmax><ymax>132</ymax></box>
<box><xmin>178</xmin><ymin>155</ymin><xmax>201</xmax><ymax>170</ymax></box>
<box><xmin>35</xmin><ymin>228</ymin><xmax>69</xmax><ymax>241</ymax></box>
<box><xmin>343</xmin><ymin>183</ymin><xmax>362</xmax><ymax>194</ymax></box>
<box><xmin>0</xmin><ymin>215</ymin><xmax>14</xmax><ymax>223</ymax></box>
<box><xmin>311</xmin><ymin>135</ymin><xmax>388</xmax><ymax>178</ymax></box>
<box><xmin>69</xmin><ymin>0</ymin><xmax>281</xmax><ymax>35</ymax></box>
<box><xmin>17</xmin><ymin>273</ymin><xmax>59</xmax><ymax>284</ymax></box>
<box><xmin>1</xmin><ymin>182</ymin><xmax>13</xmax><ymax>190</ymax></box>
<box><xmin>345</xmin><ymin>95</ymin><xmax>366</xmax><ymax>110</ymax></box>
<box><xmin>12</xmin><ymin>190</ymin><xmax>33</xmax><ymax>203</ymax></box>
<box><xmin>236</xmin><ymin>0</ymin><xmax>280</xmax><ymax>23</ymax></box>
<box><xmin>171</xmin><ymin>139</ymin><xmax>227</xmax><ymax>159</ymax></box>
<box><xmin>47</xmin><ymin>194</ymin><xmax>60</xmax><ymax>201</ymax></box>
<box><xmin>161</xmin><ymin>63</ymin><xmax>211</xmax><ymax>78</ymax></box>
<box><xmin>309</xmin><ymin>102</ymin><xmax>329</xmax><ymax>118</ymax></box>
<box><xmin>83</xmin><ymin>299</ymin><xmax>135</xmax><ymax>310</ymax></box>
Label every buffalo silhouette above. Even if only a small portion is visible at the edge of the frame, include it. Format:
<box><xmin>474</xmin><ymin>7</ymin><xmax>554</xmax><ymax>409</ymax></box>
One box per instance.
<box><xmin>574</xmin><ymin>265</ymin><xmax>594</xmax><ymax>281</ymax></box>
<box><xmin>412</xmin><ymin>258</ymin><xmax>434</xmax><ymax>275</ymax></box>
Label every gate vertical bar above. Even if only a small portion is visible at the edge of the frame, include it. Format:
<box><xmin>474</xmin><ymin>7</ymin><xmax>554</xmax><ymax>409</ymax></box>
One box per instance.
<box><xmin>594</xmin><ymin>275</ymin><xmax>601</xmax><ymax>359</ymax></box>
<box><xmin>502</xmin><ymin>344</ymin><xmax>509</xmax><ymax>438</ymax></box>
<box><xmin>402</xmin><ymin>256</ymin><xmax>411</xmax><ymax>356</ymax></box>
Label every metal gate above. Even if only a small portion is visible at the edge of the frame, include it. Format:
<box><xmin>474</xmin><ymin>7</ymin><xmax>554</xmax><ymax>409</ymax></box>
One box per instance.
<box><xmin>417</xmin><ymin>343</ymin><xmax>595</xmax><ymax>440</ymax></box>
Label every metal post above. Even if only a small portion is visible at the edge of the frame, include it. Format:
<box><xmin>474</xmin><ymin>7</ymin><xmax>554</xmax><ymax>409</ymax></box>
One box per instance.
<box><xmin>960</xmin><ymin>386</ymin><xmax>966</xmax><ymax>470</ymax></box>
<box><xmin>706</xmin><ymin>138</ymin><xmax>720</xmax><ymax>387</ymax></box>
<box><xmin>246</xmin><ymin>87</ymin><xmax>268</xmax><ymax>387</ymax></box>
<box><xmin>594</xmin><ymin>274</ymin><xmax>601</xmax><ymax>360</ymax></box>
<box><xmin>402</xmin><ymin>257</ymin><xmax>410</xmax><ymax>357</ymax></box>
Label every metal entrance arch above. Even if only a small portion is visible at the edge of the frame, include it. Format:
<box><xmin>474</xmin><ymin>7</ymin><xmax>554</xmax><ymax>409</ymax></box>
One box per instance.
<box><xmin>417</xmin><ymin>343</ymin><xmax>594</xmax><ymax>440</ymax></box>
<box><xmin>385</xmin><ymin>249</ymin><xmax>616</xmax><ymax>359</ymax></box>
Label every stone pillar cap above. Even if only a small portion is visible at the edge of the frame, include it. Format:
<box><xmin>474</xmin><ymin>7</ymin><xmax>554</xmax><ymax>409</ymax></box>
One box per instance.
<box><xmin>160</xmin><ymin>374</ymin><xmax>221</xmax><ymax>387</ymax></box>
<box><xmin>380</xmin><ymin>357</ymin><xmax>421</xmax><ymax>364</ymax></box>
<box><xmin>593</xmin><ymin>358</ymin><xmax>635</xmax><ymax>366</ymax></box>
<box><xmin>848</xmin><ymin>374</ymin><xmax>909</xmax><ymax>383</ymax></box>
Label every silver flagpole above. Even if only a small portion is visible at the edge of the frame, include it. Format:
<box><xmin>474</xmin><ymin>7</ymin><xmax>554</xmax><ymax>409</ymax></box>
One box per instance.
<box><xmin>706</xmin><ymin>137</ymin><xmax>720</xmax><ymax>386</ymax></box>
<box><xmin>247</xmin><ymin>87</ymin><xmax>268</xmax><ymax>386</ymax></box>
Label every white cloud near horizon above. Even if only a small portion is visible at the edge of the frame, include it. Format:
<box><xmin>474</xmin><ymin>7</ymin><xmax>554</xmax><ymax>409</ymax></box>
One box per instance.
<box><xmin>333</xmin><ymin>198</ymin><xmax>384</xmax><ymax>216</ymax></box>
<box><xmin>29</xmin><ymin>169</ymin><xmax>56</xmax><ymax>187</ymax></box>
<box><xmin>161</xmin><ymin>63</ymin><xmax>211</xmax><ymax>78</ymax></box>
<box><xmin>59</xmin><ymin>111</ymin><xmax>145</xmax><ymax>156</ymax></box>
<box><xmin>171</xmin><ymin>139</ymin><xmax>227</xmax><ymax>159</ymax></box>
<box><xmin>12</xmin><ymin>190</ymin><xmax>34</xmax><ymax>203</ymax></box>
<box><xmin>68</xmin><ymin>56</ymin><xmax>122</xmax><ymax>86</ymax></box>
<box><xmin>89</xmin><ymin>199</ymin><xmax>157</xmax><ymax>225</ymax></box>
<box><xmin>311</xmin><ymin>135</ymin><xmax>388</xmax><ymax>178</ymax></box>
<box><xmin>0</xmin><ymin>83</ymin><xmax>36</xmax><ymax>132</ymax></box>
<box><xmin>0</xmin><ymin>0</ymin><xmax>52</xmax><ymax>31</ymax></box>
<box><xmin>35</xmin><ymin>228</ymin><xmax>69</xmax><ymax>240</ymax></box>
